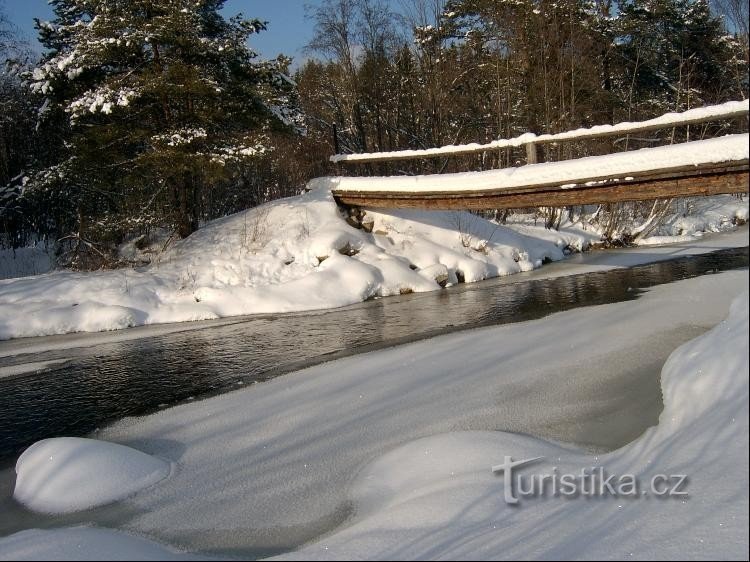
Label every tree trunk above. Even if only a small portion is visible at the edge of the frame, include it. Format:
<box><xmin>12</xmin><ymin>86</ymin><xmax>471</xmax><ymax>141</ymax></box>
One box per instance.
<box><xmin>176</xmin><ymin>182</ymin><xmax>197</xmax><ymax>239</ymax></box>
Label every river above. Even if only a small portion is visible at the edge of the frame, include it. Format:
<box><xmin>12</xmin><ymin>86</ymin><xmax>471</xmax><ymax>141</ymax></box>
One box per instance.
<box><xmin>0</xmin><ymin>240</ymin><xmax>747</xmax><ymax>466</ymax></box>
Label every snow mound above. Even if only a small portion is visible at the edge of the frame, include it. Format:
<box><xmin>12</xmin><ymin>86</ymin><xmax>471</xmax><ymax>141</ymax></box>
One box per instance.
<box><xmin>14</xmin><ymin>438</ymin><xmax>170</xmax><ymax>514</ymax></box>
<box><xmin>0</xmin><ymin>189</ymin><xmax>579</xmax><ymax>340</ymax></box>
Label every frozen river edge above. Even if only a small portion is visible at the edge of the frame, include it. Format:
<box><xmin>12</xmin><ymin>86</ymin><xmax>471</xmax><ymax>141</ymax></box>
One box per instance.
<box><xmin>0</xmin><ymin>261</ymin><xmax>747</xmax><ymax>560</ymax></box>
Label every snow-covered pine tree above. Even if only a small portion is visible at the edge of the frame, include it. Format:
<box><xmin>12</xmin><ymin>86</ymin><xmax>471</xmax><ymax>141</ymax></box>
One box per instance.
<box><xmin>616</xmin><ymin>0</ymin><xmax>746</xmax><ymax>116</ymax></box>
<box><xmin>27</xmin><ymin>0</ymin><xmax>294</xmax><ymax>260</ymax></box>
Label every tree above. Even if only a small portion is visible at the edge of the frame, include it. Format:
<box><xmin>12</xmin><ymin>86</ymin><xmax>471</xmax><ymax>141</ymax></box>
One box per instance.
<box><xmin>25</xmin><ymin>0</ymin><xmax>293</xmax><ymax>264</ymax></box>
<box><xmin>616</xmin><ymin>0</ymin><xmax>746</xmax><ymax>115</ymax></box>
<box><xmin>1</xmin><ymin>2</ymin><xmax>42</xmax><ymax>248</ymax></box>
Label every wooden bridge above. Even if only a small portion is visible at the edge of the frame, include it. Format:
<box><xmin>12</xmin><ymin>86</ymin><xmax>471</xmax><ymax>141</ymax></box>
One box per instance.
<box><xmin>326</xmin><ymin>101</ymin><xmax>749</xmax><ymax>211</ymax></box>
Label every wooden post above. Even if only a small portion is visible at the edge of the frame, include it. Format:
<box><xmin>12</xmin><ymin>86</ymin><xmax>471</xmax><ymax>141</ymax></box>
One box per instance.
<box><xmin>526</xmin><ymin>142</ymin><xmax>537</xmax><ymax>165</ymax></box>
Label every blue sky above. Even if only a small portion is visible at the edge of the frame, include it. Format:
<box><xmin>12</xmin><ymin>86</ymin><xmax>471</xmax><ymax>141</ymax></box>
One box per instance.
<box><xmin>2</xmin><ymin>0</ymin><xmax>320</xmax><ymax>63</ymax></box>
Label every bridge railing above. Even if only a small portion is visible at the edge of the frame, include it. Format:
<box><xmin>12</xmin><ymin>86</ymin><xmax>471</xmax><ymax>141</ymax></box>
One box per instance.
<box><xmin>329</xmin><ymin>100</ymin><xmax>749</xmax><ymax>175</ymax></box>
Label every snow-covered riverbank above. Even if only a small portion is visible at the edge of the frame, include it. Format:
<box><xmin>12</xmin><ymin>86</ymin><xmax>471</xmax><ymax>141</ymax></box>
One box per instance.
<box><xmin>0</xmin><ymin>269</ymin><xmax>746</xmax><ymax>560</ymax></box>
<box><xmin>0</xmin><ymin>188</ymin><xmax>592</xmax><ymax>340</ymax></box>
<box><xmin>0</xmin><ymin>186</ymin><xmax>746</xmax><ymax>341</ymax></box>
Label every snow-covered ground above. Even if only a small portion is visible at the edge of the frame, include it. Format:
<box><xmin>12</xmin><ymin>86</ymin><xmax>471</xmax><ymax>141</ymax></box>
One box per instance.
<box><xmin>0</xmin><ymin>242</ymin><xmax>55</xmax><ymax>280</ymax></box>
<box><xmin>0</xmin><ymin>184</ymin><xmax>746</xmax><ymax>341</ymax></box>
<box><xmin>280</xmin><ymin>289</ymin><xmax>749</xmax><ymax>560</ymax></box>
<box><xmin>635</xmin><ymin>195</ymin><xmax>749</xmax><ymax>244</ymax></box>
<box><xmin>504</xmin><ymin>194</ymin><xmax>748</xmax><ymax>247</ymax></box>
<box><xmin>0</xmin><ymin>270</ymin><xmax>746</xmax><ymax>560</ymax></box>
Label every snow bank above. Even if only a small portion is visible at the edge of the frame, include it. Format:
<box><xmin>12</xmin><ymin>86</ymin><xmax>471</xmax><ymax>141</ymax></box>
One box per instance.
<box><xmin>277</xmin><ymin>291</ymin><xmax>749</xmax><ymax>560</ymax></box>
<box><xmin>0</xmin><ymin>189</ymin><xmax>581</xmax><ymax>340</ymax></box>
<box><xmin>637</xmin><ymin>194</ymin><xmax>749</xmax><ymax>245</ymax></box>
<box><xmin>13</xmin><ymin>438</ymin><xmax>170</xmax><ymax>514</ymax></box>
<box><xmin>0</xmin><ymin>181</ymin><xmax>745</xmax><ymax>341</ymax></box>
<box><xmin>322</xmin><ymin>133</ymin><xmax>749</xmax><ymax>193</ymax></box>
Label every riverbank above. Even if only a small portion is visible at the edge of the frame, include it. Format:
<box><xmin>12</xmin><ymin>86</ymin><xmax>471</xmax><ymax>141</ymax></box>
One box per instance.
<box><xmin>0</xmin><ymin>223</ymin><xmax>746</xmax><ymax>360</ymax></box>
<box><xmin>0</xmin><ymin>188</ymin><xmax>746</xmax><ymax>341</ymax></box>
<box><xmin>0</xmin><ymin>268</ymin><xmax>746</xmax><ymax>560</ymax></box>
<box><xmin>0</xmin><ymin>246</ymin><xmax>745</xmax><ymax>467</ymax></box>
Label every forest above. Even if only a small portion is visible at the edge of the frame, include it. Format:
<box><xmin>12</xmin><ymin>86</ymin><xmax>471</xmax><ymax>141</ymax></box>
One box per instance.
<box><xmin>1</xmin><ymin>0</ymin><xmax>748</xmax><ymax>268</ymax></box>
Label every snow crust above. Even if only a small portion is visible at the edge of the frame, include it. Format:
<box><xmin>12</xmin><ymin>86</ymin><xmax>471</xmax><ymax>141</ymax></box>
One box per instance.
<box><xmin>13</xmin><ymin>438</ymin><xmax>171</xmax><ymax>514</ymax></box>
<box><xmin>0</xmin><ymin>527</ymin><xmax>203</xmax><ymax>561</ymax></box>
<box><xmin>323</xmin><ymin>133</ymin><xmax>749</xmax><ymax>193</ymax></box>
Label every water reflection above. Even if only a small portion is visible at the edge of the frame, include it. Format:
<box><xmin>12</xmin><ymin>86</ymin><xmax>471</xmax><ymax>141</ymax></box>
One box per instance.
<box><xmin>0</xmin><ymin>247</ymin><xmax>746</xmax><ymax>463</ymax></box>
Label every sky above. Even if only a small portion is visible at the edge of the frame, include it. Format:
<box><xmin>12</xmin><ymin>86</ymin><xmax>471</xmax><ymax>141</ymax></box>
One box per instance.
<box><xmin>1</xmin><ymin>0</ymin><xmax>319</xmax><ymax>64</ymax></box>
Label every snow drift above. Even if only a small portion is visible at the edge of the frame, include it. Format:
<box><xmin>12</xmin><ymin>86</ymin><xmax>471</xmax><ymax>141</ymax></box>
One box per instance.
<box><xmin>277</xmin><ymin>290</ymin><xmax>750</xmax><ymax>560</ymax></box>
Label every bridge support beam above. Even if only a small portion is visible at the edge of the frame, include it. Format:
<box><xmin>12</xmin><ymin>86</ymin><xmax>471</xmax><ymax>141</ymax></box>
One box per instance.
<box><xmin>332</xmin><ymin>166</ymin><xmax>749</xmax><ymax>211</ymax></box>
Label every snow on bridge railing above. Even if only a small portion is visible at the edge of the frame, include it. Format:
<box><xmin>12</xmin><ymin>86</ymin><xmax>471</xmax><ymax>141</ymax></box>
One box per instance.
<box><xmin>329</xmin><ymin>100</ymin><xmax>750</xmax><ymax>166</ymax></box>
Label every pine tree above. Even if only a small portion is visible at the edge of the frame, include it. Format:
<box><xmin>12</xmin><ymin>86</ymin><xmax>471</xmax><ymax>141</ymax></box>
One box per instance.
<box><xmin>616</xmin><ymin>0</ymin><xmax>746</xmax><ymax>115</ymax></box>
<box><xmin>26</xmin><ymin>0</ymin><xmax>293</xmax><ymax>261</ymax></box>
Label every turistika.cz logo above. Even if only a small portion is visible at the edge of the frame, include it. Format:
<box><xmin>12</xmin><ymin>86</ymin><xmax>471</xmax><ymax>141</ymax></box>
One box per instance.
<box><xmin>491</xmin><ymin>456</ymin><xmax>689</xmax><ymax>505</ymax></box>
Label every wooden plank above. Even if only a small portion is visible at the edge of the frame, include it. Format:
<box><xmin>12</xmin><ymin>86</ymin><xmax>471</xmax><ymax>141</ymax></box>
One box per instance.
<box><xmin>332</xmin><ymin>168</ymin><xmax>749</xmax><ymax>211</ymax></box>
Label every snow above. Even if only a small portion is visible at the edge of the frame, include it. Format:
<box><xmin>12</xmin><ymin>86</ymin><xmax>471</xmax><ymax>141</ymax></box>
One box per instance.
<box><xmin>0</xmin><ymin>226</ymin><xmax>741</xmax><ymax>364</ymax></box>
<box><xmin>635</xmin><ymin>194</ymin><xmax>749</xmax><ymax>245</ymax></box>
<box><xmin>0</xmin><ymin>270</ymin><xmax>744</xmax><ymax>560</ymax></box>
<box><xmin>0</xmin><ymin>243</ymin><xmax>54</xmax><ymax>280</ymax></box>
<box><xmin>0</xmin><ymin>527</ymin><xmax>204</xmax><ymax>561</ymax></box>
<box><xmin>0</xmin><ymin>186</ymin><xmax>746</xmax><ymax>341</ymax></box>
<box><xmin>275</xmin><ymin>289</ymin><xmax>749</xmax><ymax>560</ymax></box>
<box><xmin>330</xmin><ymin>100</ymin><xmax>749</xmax><ymax>163</ymax></box>
<box><xmin>0</xmin><ymin>359</ymin><xmax>71</xmax><ymax>379</ymax></box>
<box><xmin>0</xmin><ymin>189</ymin><xmax>585</xmax><ymax>340</ymax></box>
<box><xmin>13</xmin><ymin>438</ymin><xmax>171</xmax><ymax>515</ymax></box>
<box><xmin>322</xmin><ymin>133</ymin><xmax>749</xmax><ymax>193</ymax></box>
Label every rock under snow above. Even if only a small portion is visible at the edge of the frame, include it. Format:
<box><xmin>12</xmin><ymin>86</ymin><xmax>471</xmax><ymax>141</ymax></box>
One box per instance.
<box><xmin>13</xmin><ymin>438</ymin><xmax>171</xmax><ymax>514</ymax></box>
